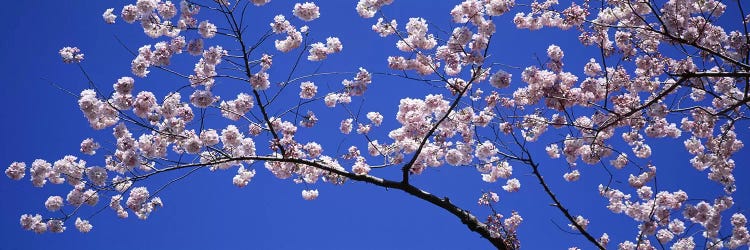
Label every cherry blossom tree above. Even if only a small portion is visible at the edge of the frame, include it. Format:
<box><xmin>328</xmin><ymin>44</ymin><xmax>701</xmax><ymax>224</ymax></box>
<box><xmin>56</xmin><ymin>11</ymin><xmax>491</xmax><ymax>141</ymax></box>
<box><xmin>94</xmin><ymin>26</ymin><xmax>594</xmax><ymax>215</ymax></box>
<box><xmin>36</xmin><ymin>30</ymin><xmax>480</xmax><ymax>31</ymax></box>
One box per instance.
<box><xmin>5</xmin><ymin>0</ymin><xmax>750</xmax><ymax>249</ymax></box>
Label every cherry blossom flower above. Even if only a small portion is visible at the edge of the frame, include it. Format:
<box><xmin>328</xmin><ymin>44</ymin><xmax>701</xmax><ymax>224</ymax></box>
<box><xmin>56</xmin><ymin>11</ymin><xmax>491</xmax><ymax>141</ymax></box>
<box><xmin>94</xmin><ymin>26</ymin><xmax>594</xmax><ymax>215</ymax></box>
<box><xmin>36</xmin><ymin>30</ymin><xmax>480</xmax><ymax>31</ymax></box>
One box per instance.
<box><xmin>102</xmin><ymin>8</ymin><xmax>117</xmax><ymax>24</ymax></box>
<box><xmin>293</xmin><ymin>2</ymin><xmax>320</xmax><ymax>21</ymax></box>
<box><xmin>503</xmin><ymin>178</ymin><xmax>521</xmax><ymax>192</ymax></box>
<box><xmin>157</xmin><ymin>1</ymin><xmax>177</xmax><ymax>19</ymax></box>
<box><xmin>46</xmin><ymin>220</ymin><xmax>65</xmax><ymax>233</ymax></box>
<box><xmin>251</xmin><ymin>0</ymin><xmax>271</xmax><ymax>6</ymax></box>
<box><xmin>220</xmin><ymin>93</ymin><xmax>254</xmax><ymax>120</ymax></box>
<box><xmin>352</xmin><ymin>157</ymin><xmax>371</xmax><ymax>175</ymax></box>
<box><xmin>59</xmin><ymin>47</ymin><xmax>84</xmax><ymax>63</ymax></box>
<box><xmin>563</xmin><ymin>170</ymin><xmax>580</xmax><ymax>182</ymax></box>
<box><xmin>569</xmin><ymin>215</ymin><xmax>589</xmax><ymax>231</ymax></box>
<box><xmin>299</xmin><ymin>82</ymin><xmax>317</xmax><ymax>99</ymax></box>
<box><xmin>372</xmin><ymin>18</ymin><xmax>397</xmax><ymax>37</ymax></box>
<box><xmin>489</xmin><ymin>70</ymin><xmax>511</xmax><ymax>88</ymax></box>
<box><xmin>301</xmin><ymin>189</ymin><xmax>319</xmax><ymax>200</ymax></box>
<box><xmin>5</xmin><ymin>162</ymin><xmax>25</xmax><ymax>180</ymax></box>
<box><xmin>478</xmin><ymin>192</ymin><xmax>500</xmax><ymax>205</ymax></box>
<box><xmin>233</xmin><ymin>166</ymin><xmax>256</xmax><ymax>188</ymax></box>
<box><xmin>356</xmin><ymin>0</ymin><xmax>393</xmax><ymax>18</ymax></box>
<box><xmin>44</xmin><ymin>196</ymin><xmax>63</xmax><ymax>212</ymax></box>
<box><xmin>74</xmin><ymin>218</ymin><xmax>92</xmax><ymax>233</ymax></box>
<box><xmin>189</xmin><ymin>90</ymin><xmax>216</xmax><ymax>108</ymax></box>
<box><xmin>198</xmin><ymin>20</ymin><xmax>217</xmax><ymax>38</ymax></box>
<box><xmin>366</xmin><ymin>112</ymin><xmax>383</xmax><ymax>126</ymax></box>
<box><xmin>20</xmin><ymin>214</ymin><xmax>45</xmax><ymax>233</ymax></box>
<box><xmin>545</xmin><ymin>144</ymin><xmax>560</xmax><ymax>158</ymax></box>
<box><xmin>340</xmin><ymin>118</ymin><xmax>353</xmax><ymax>134</ymax></box>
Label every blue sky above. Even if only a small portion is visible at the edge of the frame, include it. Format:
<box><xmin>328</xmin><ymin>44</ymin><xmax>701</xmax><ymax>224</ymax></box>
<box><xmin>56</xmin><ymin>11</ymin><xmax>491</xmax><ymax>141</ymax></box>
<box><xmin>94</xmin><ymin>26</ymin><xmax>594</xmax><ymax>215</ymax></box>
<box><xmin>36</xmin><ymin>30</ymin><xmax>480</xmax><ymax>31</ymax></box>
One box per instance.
<box><xmin>1</xmin><ymin>1</ymin><xmax>749</xmax><ymax>249</ymax></box>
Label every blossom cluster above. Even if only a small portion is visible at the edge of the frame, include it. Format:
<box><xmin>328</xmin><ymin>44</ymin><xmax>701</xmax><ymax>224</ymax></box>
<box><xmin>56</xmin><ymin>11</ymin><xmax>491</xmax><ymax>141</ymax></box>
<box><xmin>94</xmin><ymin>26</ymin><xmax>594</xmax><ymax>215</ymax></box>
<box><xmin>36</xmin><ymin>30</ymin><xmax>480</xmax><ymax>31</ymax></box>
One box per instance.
<box><xmin>292</xmin><ymin>2</ymin><xmax>320</xmax><ymax>22</ymax></box>
<box><xmin>270</xmin><ymin>15</ymin><xmax>303</xmax><ymax>53</ymax></box>
<box><xmin>307</xmin><ymin>37</ymin><xmax>343</xmax><ymax>61</ymax></box>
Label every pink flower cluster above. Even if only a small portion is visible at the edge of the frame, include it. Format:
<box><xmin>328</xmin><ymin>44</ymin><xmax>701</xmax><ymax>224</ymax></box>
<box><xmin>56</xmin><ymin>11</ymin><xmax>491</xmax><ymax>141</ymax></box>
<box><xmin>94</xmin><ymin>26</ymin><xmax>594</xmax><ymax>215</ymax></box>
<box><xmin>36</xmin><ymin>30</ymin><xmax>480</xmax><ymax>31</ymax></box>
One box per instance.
<box><xmin>396</xmin><ymin>18</ymin><xmax>437</xmax><ymax>52</ymax></box>
<box><xmin>372</xmin><ymin>18</ymin><xmax>397</xmax><ymax>37</ymax></box>
<box><xmin>126</xmin><ymin>187</ymin><xmax>163</xmax><ymax>220</ymax></box>
<box><xmin>233</xmin><ymin>166</ymin><xmax>256</xmax><ymax>188</ymax></box>
<box><xmin>355</xmin><ymin>0</ymin><xmax>393</xmax><ymax>18</ymax></box>
<box><xmin>301</xmin><ymin>189</ymin><xmax>319</xmax><ymax>200</ymax></box>
<box><xmin>59</xmin><ymin>47</ymin><xmax>84</xmax><ymax>63</ymax></box>
<box><xmin>292</xmin><ymin>2</ymin><xmax>320</xmax><ymax>22</ymax></box>
<box><xmin>220</xmin><ymin>93</ymin><xmax>254</xmax><ymax>120</ymax></box>
<box><xmin>307</xmin><ymin>37</ymin><xmax>343</xmax><ymax>61</ymax></box>
<box><xmin>270</xmin><ymin>15</ymin><xmax>303</xmax><ymax>53</ymax></box>
<box><xmin>118</xmin><ymin>0</ymin><xmax>197</xmax><ymax>38</ymax></box>
<box><xmin>342</xmin><ymin>68</ymin><xmax>372</xmax><ymax>96</ymax></box>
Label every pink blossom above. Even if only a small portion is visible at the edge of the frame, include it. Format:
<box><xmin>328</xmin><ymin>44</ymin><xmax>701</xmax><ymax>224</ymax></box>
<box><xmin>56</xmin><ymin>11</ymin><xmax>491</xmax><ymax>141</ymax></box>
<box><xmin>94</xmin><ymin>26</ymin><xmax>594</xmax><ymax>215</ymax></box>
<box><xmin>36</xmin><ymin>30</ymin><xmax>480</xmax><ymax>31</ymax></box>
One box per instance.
<box><xmin>308</xmin><ymin>42</ymin><xmax>328</xmax><ymax>61</ymax></box>
<box><xmin>485</xmin><ymin>0</ymin><xmax>514</xmax><ymax>16</ymax></box>
<box><xmin>157</xmin><ymin>1</ymin><xmax>177</xmax><ymax>19</ymax></box>
<box><xmin>67</xmin><ymin>185</ymin><xmax>85</xmax><ymax>206</ymax></box>
<box><xmin>669</xmin><ymin>219</ymin><xmax>685</xmax><ymax>235</ymax></box>
<box><xmin>103</xmin><ymin>8</ymin><xmax>117</xmax><ymax>24</ymax></box>
<box><xmin>30</xmin><ymin>159</ymin><xmax>52</xmax><ymax>187</ymax></box>
<box><xmin>397</xmin><ymin>18</ymin><xmax>437</xmax><ymax>51</ymax></box>
<box><xmin>340</xmin><ymin>118</ymin><xmax>353</xmax><ymax>134</ymax></box>
<box><xmin>352</xmin><ymin>157</ymin><xmax>371</xmax><ymax>175</ymax></box>
<box><xmin>372</xmin><ymin>18</ymin><xmax>397</xmax><ymax>37</ymax></box>
<box><xmin>198</xmin><ymin>20</ymin><xmax>217</xmax><ymax>38</ymax></box>
<box><xmin>270</xmin><ymin>15</ymin><xmax>291</xmax><ymax>34</ymax></box>
<box><xmin>59</xmin><ymin>47</ymin><xmax>84</xmax><ymax>63</ymax></box>
<box><xmin>563</xmin><ymin>170</ymin><xmax>580</xmax><ymax>182</ymax></box>
<box><xmin>189</xmin><ymin>90</ymin><xmax>216</xmax><ymax>108</ymax></box>
<box><xmin>187</xmin><ymin>39</ymin><xmax>203</xmax><ymax>56</ymax></box>
<box><xmin>671</xmin><ymin>237</ymin><xmax>695</xmax><ymax>250</ymax></box>
<box><xmin>251</xmin><ymin>0</ymin><xmax>271</xmax><ymax>6</ymax></box>
<box><xmin>503</xmin><ymin>178</ymin><xmax>521</xmax><ymax>192</ymax></box>
<box><xmin>46</xmin><ymin>220</ymin><xmax>65</xmax><ymax>233</ymax></box>
<box><xmin>233</xmin><ymin>166</ymin><xmax>256</xmax><ymax>188</ymax></box>
<box><xmin>343</xmin><ymin>68</ymin><xmax>371</xmax><ymax>96</ymax></box>
<box><xmin>489</xmin><ymin>70</ymin><xmax>511</xmax><ymax>88</ymax></box>
<box><xmin>260</xmin><ymin>54</ymin><xmax>272</xmax><ymax>70</ymax></box>
<box><xmin>126</xmin><ymin>187</ymin><xmax>150</xmax><ymax>212</ymax></box>
<box><xmin>220</xmin><ymin>93</ymin><xmax>254</xmax><ymax>120</ymax></box>
<box><xmin>304</xmin><ymin>142</ymin><xmax>323</xmax><ymax>158</ymax></box>
<box><xmin>356</xmin><ymin>0</ymin><xmax>393</xmax><ymax>18</ymax></box>
<box><xmin>366</xmin><ymin>112</ymin><xmax>383</xmax><ymax>126</ymax></box>
<box><xmin>610</xmin><ymin>153</ymin><xmax>628</xmax><ymax>169</ymax></box>
<box><xmin>20</xmin><ymin>214</ymin><xmax>45</xmax><ymax>233</ymax></box>
<box><xmin>86</xmin><ymin>166</ymin><xmax>108</xmax><ymax>186</ymax></box>
<box><xmin>120</xmin><ymin>5</ymin><xmax>138</xmax><ymax>23</ymax></box>
<box><xmin>301</xmin><ymin>189</ymin><xmax>319</xmax><ymax>200</ymax></box>
<box><xmin>251</xmin><ymin>72</ymin><xmax>271</xmax><ymax>90</ymax></box>
<box><xmin>569</xmin><ymin>215</ymin><xmax>589</xmax><ymax>231</ymax></box>
<box><xmin>546</xmin><ymin>144</ymin><xmax>560</xmax><ymax>158</ymax></box>
<box><xmin>474</xmin><ymin>140</ymin><xmax>497</xmax><ymax>161</ymax></box>
<box><xmin>75</xmin><ymin>218</ymin><xmax>92</xmax><ymax>233</ymax></box>
<box><xmin>133</xmin><ymin>91</ymin><xmax>157</xmax><ymax>117</ymax></box>
<box><xmin>356</xmin><ymin>123</ymin><xmax>371</xmax><ymax>134</ymax></box>
<box><xmin>275</xmin><ymin>29</ymin><xmax>303</xmax><ymax>52</ymax></box>
<box><xmin>221</xmin><ymin>125</ymin><xmax>243</xmax><ymax>147</ymax></box>
<box><xmin>300</xmin><ymin>111</ymin><xmax>318</xmax><ymax>128</ymax></box>
<box><xmin>583</xmin><ymin>58</ymin><xmax>601</xmax><ymax>77</ymax></box>
<box><xmin>44</xmin><ymin>196</ymin><xmax>63</xmax><ymax>212</ymax></box>
<box><xmin>503</xmin><ymin>211</ymin><xmax>523</xmax><ymax>233</ymax></box>
<box><xmin>5</xmin><ymin>162</ymin><xmax>25</xmax><ymax>180</ymax></box>
<box><xmin>293</xmin><ymin>2</ymin><xmax>320</xmax><ymax>22</ymax></box>
<box><xmin>480</xmin><ymin>161</ymin><xmax>511</xmax><ymax>184</ymax></box>
<box><xmin>299</xmin><ymin>82</ymin><xmax>317</xmax><ymax>99</ymax></box>
<box><xmin>655</xmin><ymin>229</ymin><xmax>674</xmax><ymax>243</ymax></box>
<box><xmin>478</xmin><ymin>192</ymin><xmax>500</xmax><ymax>205</ymax></box>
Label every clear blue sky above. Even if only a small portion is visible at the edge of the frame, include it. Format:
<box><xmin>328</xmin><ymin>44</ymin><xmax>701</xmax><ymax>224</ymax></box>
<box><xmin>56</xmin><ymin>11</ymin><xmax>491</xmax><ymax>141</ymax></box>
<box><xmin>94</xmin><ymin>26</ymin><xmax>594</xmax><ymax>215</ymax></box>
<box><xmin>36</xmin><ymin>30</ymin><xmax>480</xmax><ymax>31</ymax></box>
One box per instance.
<box><xmin>1</xmin><ymin>1</ymin><xmax>748</xmax><ymax>249</ymax></box>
